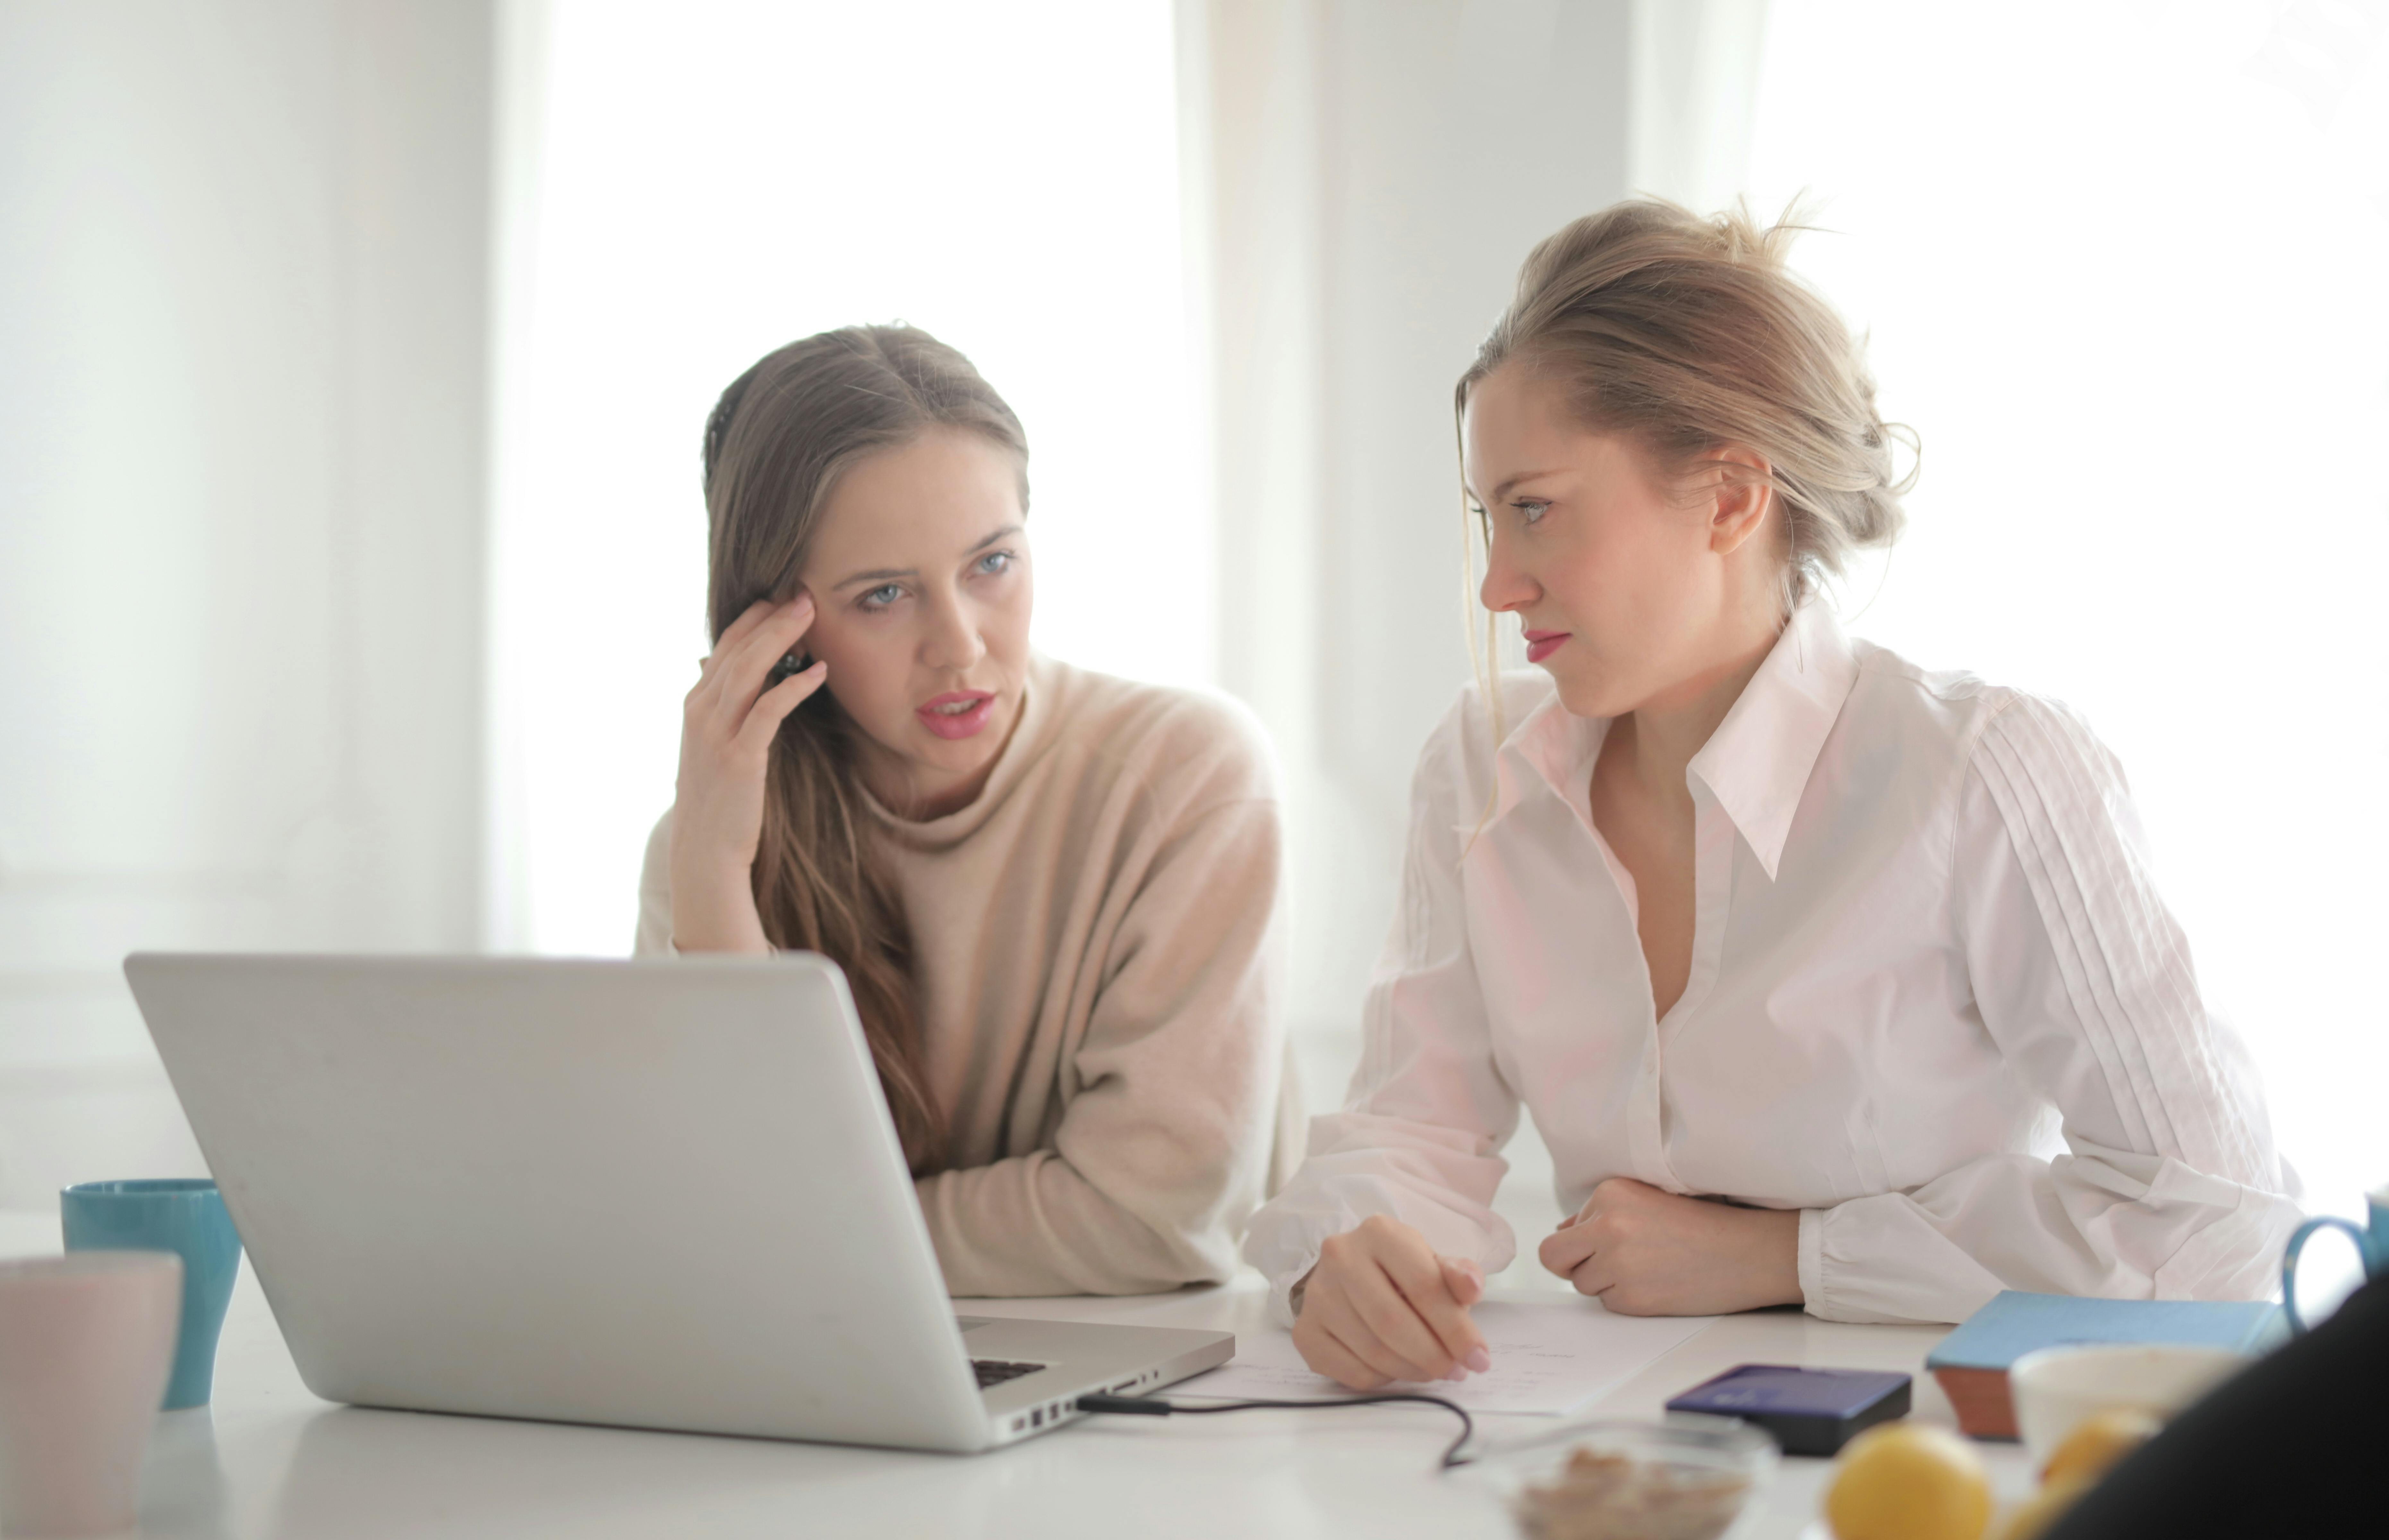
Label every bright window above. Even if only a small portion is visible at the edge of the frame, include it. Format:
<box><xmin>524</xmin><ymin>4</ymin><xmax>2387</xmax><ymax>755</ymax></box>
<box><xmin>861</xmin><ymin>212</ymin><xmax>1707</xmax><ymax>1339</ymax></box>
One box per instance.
<box><xmin>488</xmin><ymin>0</ymin><xmax>1206</xmax><ymax>957</ymax></box>
<box><xmin>1745</xmin><ymin>0</ymin><xmax>2389</xmax><ymax>1210</ymax></box>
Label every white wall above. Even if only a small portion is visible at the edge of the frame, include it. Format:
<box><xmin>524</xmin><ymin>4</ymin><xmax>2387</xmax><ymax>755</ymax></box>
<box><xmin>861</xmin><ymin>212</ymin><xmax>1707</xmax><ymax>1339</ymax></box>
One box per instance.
<box><xmin>0</xmin><ymin>0</ymin><xmax>493</xmax><ymax>1205</ymax></box>
<box><xmin>1180</xmin><ymin>0</ymin><xmax>1643</xmax><ymax>1277</ymax></box>
<box><xmin>1182</xmin><ymin>0</ymin><xmax>1638</xmax><ymax>1044</ymax></box>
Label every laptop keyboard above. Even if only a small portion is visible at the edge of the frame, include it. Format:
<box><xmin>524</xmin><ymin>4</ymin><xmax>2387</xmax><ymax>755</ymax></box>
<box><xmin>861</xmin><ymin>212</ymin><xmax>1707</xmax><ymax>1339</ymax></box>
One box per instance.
<box><xmin>973</xmin><ymin>1358</ymin><xmax>1048</xmax><ymax>1389</ymax></box>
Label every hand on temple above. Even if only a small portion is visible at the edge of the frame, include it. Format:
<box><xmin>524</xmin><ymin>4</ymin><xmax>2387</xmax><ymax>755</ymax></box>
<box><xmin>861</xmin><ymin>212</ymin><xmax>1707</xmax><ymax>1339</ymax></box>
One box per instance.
<box><xmin>669</xmin><ymin>595</ymin><xmax>828</xmax><ymax>954</ymax></box>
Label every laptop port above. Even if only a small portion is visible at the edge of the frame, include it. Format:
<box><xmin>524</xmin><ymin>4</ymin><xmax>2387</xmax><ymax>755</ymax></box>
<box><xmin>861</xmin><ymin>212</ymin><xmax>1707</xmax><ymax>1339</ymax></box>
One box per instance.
<box><xmin>1030</xmin><ymin>1408</ymin><xmax>1044</xmax><ymax>1427</ymax></box>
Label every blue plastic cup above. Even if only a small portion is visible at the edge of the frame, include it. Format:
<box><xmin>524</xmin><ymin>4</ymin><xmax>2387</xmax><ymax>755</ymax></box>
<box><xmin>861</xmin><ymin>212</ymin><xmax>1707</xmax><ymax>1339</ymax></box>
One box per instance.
<box><xmin>2282</xmin><ymin>1186</ymin><xmax>2389</xmax><ymax>1335</ymax></box>
<box><xmin>60</xmin><ymin>1179</ymin><xmax>244</xmax><ymax>1409</ymax></box>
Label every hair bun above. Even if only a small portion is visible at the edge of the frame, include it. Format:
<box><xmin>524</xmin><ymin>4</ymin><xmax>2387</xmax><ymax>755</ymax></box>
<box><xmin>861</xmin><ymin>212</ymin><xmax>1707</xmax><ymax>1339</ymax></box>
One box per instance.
<box><xmin>1459</xmin><ymin>197</ymin><xmax>1916</xmax><ymax>613</ymax></box>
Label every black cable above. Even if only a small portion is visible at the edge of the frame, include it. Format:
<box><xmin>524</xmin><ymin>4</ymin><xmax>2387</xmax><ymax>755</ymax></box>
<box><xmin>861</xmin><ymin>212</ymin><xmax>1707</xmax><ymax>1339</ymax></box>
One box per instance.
<box><xmin>1075</xmin><ymin>1391</ymin><xmax>1478</xmax><ymax>1468</ymax></box>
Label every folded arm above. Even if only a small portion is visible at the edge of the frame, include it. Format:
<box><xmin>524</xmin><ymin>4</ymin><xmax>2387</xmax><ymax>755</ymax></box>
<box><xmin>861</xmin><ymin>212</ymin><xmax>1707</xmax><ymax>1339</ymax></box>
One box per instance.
<box><xmin>1798</xmin><ymin>695</ymin><xmax>2301</xmax><ymax>1325</ymax></box>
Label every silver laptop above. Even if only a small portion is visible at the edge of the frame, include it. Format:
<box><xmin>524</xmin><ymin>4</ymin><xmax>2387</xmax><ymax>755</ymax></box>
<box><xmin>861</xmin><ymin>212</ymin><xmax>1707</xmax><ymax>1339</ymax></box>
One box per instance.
<box><xmin>123</xmin><ymin>952</ymin><xmax>1231</xmax><ymax>1452</ymax></box>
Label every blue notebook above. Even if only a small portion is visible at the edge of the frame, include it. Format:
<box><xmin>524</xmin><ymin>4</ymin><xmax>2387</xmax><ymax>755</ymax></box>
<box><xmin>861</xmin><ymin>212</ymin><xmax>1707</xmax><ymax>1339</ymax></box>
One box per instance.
<box><xmin>1926</xmin><ymin>1290</ymin><xmax>2283</xmax><ymax>1437</ymax></box>
<box><xmin>1926</xmin><ymin>1290</ymin><xmax>2285</xmax><ymax>1371</ymax></box>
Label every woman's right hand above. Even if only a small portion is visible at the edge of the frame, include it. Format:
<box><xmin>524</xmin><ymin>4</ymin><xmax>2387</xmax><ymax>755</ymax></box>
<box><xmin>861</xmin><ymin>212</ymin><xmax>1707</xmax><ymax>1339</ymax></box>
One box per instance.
<box><xmin>668</xmin><ymin>595</ymin><xmax>830</xmax><ymax>954</ymax></box>
<box><xmin>1291</xmin><ymin>1215</ymin><xmax>1492</xmax><ymax>1389</ymax></box>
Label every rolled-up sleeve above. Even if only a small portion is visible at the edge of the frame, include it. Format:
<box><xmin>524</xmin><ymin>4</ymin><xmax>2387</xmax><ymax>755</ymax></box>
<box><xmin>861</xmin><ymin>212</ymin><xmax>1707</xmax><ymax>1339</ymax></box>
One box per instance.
<box><xmin>1244</xmin><ymin>694</ymin><xmax>1523</xmax><ymax>1326</ymax></box>
<box><xmin>1798</xmin><ymin>694</ymin><xmax>2303</xmax><ymax>1324</ymax></box>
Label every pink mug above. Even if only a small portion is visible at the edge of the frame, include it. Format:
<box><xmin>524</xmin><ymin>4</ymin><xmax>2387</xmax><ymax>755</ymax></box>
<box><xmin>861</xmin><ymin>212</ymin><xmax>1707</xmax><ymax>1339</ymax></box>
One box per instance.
<box><xmin>0</xmin><ymin>1252</ymin><xmax>182</xmax><ymax>1537</ymax></box>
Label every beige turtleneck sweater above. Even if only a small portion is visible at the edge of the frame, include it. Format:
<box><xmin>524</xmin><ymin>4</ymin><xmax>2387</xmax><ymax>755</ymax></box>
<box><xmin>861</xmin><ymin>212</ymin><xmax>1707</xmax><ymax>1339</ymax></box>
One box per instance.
<box><xmin>637</xmin><ymin>654</ymin><xmax>1301</xmax><ymax>1296</ymax></box>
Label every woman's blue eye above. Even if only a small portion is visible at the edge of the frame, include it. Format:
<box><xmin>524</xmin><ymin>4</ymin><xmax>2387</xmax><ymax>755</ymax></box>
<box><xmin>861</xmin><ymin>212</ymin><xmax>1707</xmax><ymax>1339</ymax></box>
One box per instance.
<box><xmin>860</xmin><ymin>584</ymin><xmax>904</xmax><ymax>609</ymax></box>
<box><xmin>1514</xmin><ymin>499</ymin><xmax>1550</xmax><ymax>526</ymax></box>
<box><xmin>976</xmin><ymin>550</ymin><xmax>1014</xmax><ymax>576</ymax></box>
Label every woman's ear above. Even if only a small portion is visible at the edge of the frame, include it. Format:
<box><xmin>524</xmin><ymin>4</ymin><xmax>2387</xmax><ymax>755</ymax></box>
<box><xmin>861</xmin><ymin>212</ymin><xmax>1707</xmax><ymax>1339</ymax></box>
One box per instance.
<box><xmin>1705</xmin><ymin>445</ymin><xmax>1775</xmax><ymax>556</ymax></box>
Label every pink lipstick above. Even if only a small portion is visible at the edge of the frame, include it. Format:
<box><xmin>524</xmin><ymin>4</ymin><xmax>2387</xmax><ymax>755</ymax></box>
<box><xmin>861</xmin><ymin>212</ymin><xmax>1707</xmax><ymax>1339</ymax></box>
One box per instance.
<box><xmin>1523</xmin><ymin>629</ymin><xmax>1569</xmax><ymax>664</ymax></box>
<box><xmin>917</xmin><ymin>690</ymin><xmax>997</xmax><ymax>740</ymax></box>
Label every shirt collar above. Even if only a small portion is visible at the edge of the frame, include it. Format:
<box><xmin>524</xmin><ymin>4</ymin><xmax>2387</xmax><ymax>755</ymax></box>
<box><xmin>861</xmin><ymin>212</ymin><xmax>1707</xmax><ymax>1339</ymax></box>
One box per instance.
<box><xmin>1489</xmin><ymin>603</ymin><xmax>1860</xmax><ymax>880</ymax></box>
<box><xmin>1685</xmin><ymin>602</ymin><xmax>1861</xmax><ymax>880</ymax></box>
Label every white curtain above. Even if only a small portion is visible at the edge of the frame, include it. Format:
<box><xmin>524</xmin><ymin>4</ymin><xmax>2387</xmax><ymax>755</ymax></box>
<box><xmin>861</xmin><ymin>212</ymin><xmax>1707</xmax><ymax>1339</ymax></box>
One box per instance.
<box><xmin>1630</xmin><ymin>0</ymin><xmax>1771</xmax><ymax>210</ymax></box>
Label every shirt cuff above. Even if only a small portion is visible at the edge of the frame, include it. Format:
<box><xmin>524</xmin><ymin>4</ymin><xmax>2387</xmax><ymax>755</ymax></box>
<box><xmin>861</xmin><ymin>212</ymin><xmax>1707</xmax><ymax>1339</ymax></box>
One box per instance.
<box><xmin>1267</xmin><ymin>1261</ymin><xmax>1312</xmax><ymax>1330</ymax></box>
<box><xmin>1797</xmin><ymin>1206</ymin><xmax>1828</xmax><ymax>1315</ymax></box>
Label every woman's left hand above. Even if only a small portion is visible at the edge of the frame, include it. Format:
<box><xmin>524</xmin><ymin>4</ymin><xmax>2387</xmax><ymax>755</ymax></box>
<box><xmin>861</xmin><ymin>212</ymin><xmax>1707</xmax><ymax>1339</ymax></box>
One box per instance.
<box><xmin>1537</xmin><ymin>1178</ymin><xmax>1802</xmax><ymax>1315</ymax></box>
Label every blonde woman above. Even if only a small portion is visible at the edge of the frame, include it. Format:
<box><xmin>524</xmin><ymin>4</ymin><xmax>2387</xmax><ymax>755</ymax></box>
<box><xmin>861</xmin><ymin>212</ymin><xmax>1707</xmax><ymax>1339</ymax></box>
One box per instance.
<box><xmin>640</xmin><ymin>324</ymin><xmax>1298</xmax><ymax>1295</ymax></box>
<box><xmin>1245</xmin><ymin>202</ymin><xmax>2300</xmax><ymax>1389</ymax></box>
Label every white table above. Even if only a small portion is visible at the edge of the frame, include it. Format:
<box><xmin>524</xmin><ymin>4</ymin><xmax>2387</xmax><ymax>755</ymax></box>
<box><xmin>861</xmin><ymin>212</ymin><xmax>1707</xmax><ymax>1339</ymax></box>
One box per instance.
<box><xmin>0</xmin><ymin>1212</ymin><xmax>2033</xmax><ymax>1538</ymax></box>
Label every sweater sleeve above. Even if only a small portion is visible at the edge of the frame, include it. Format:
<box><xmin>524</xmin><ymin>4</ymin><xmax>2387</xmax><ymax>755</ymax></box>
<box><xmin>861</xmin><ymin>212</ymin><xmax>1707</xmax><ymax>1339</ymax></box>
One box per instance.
<box><xmin>632</xmin><ymin>810</ymin><xmax>676</xmax><ymax>957</ymax></box>
<box><xmin>1241</xmin><ymin>693</ymin><xmax>1523</xmax><ymax>1326</ymax></box>
<box><xmin>915</xmin><ymin>781</ymin><xmax>1290</xmax><ymax>1297</ymax></box>
<box><xmin>1797</xmin><ymin>693</ymin><xmax>2303</xmax><ymax>1324</ymax></box>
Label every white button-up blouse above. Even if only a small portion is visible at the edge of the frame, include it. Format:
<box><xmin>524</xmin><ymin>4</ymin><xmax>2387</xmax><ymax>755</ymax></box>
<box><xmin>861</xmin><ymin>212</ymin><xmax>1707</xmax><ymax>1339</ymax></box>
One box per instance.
<box><xmin>1245</xmin><ymin>603</ymin><xmax>2302</xmax><ymax>1327</ymax></box>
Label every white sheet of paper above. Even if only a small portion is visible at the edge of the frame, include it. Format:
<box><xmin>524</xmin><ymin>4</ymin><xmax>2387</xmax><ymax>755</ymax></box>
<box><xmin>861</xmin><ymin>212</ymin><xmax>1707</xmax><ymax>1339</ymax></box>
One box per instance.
<box><xmin>1172</xmin><ymin>1295</ymin><xmax>1717</xmax><ymax>1415</ymax></box>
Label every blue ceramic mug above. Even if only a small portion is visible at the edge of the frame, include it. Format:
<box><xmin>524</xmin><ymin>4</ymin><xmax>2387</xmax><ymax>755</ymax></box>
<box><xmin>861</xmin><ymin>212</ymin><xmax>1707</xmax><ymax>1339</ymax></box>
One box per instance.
<box><xmin>60</xmin><ymin>1179</ymin><xmax>244</xmax><ymax>1408</ymax></box>
<box><xmin>2281</xmin><ymin>1186</ymin><xmax>2388</xmax><ymax>1335</ymax></box>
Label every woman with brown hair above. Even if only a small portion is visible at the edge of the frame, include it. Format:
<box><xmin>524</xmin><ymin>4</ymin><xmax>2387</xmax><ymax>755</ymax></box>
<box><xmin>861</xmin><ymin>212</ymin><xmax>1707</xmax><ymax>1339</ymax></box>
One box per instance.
<box><xmin>1245</xmin><ymin>200</ymin><xmax>2301</xmax><ymax>1388</ymax></box>
<box><xmin>636</xmin><ymin>324</ymin><xmax>1298</xmax><ymax>1295</ymax></box>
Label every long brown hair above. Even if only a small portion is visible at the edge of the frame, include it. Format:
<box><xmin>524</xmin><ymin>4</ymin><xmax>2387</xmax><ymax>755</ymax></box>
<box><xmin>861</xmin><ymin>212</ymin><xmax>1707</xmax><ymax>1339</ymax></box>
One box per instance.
<box><xmin>700</xmin><ymin>324</ymin><xmax>1029</xmax><ymax>1175</ymax></box>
